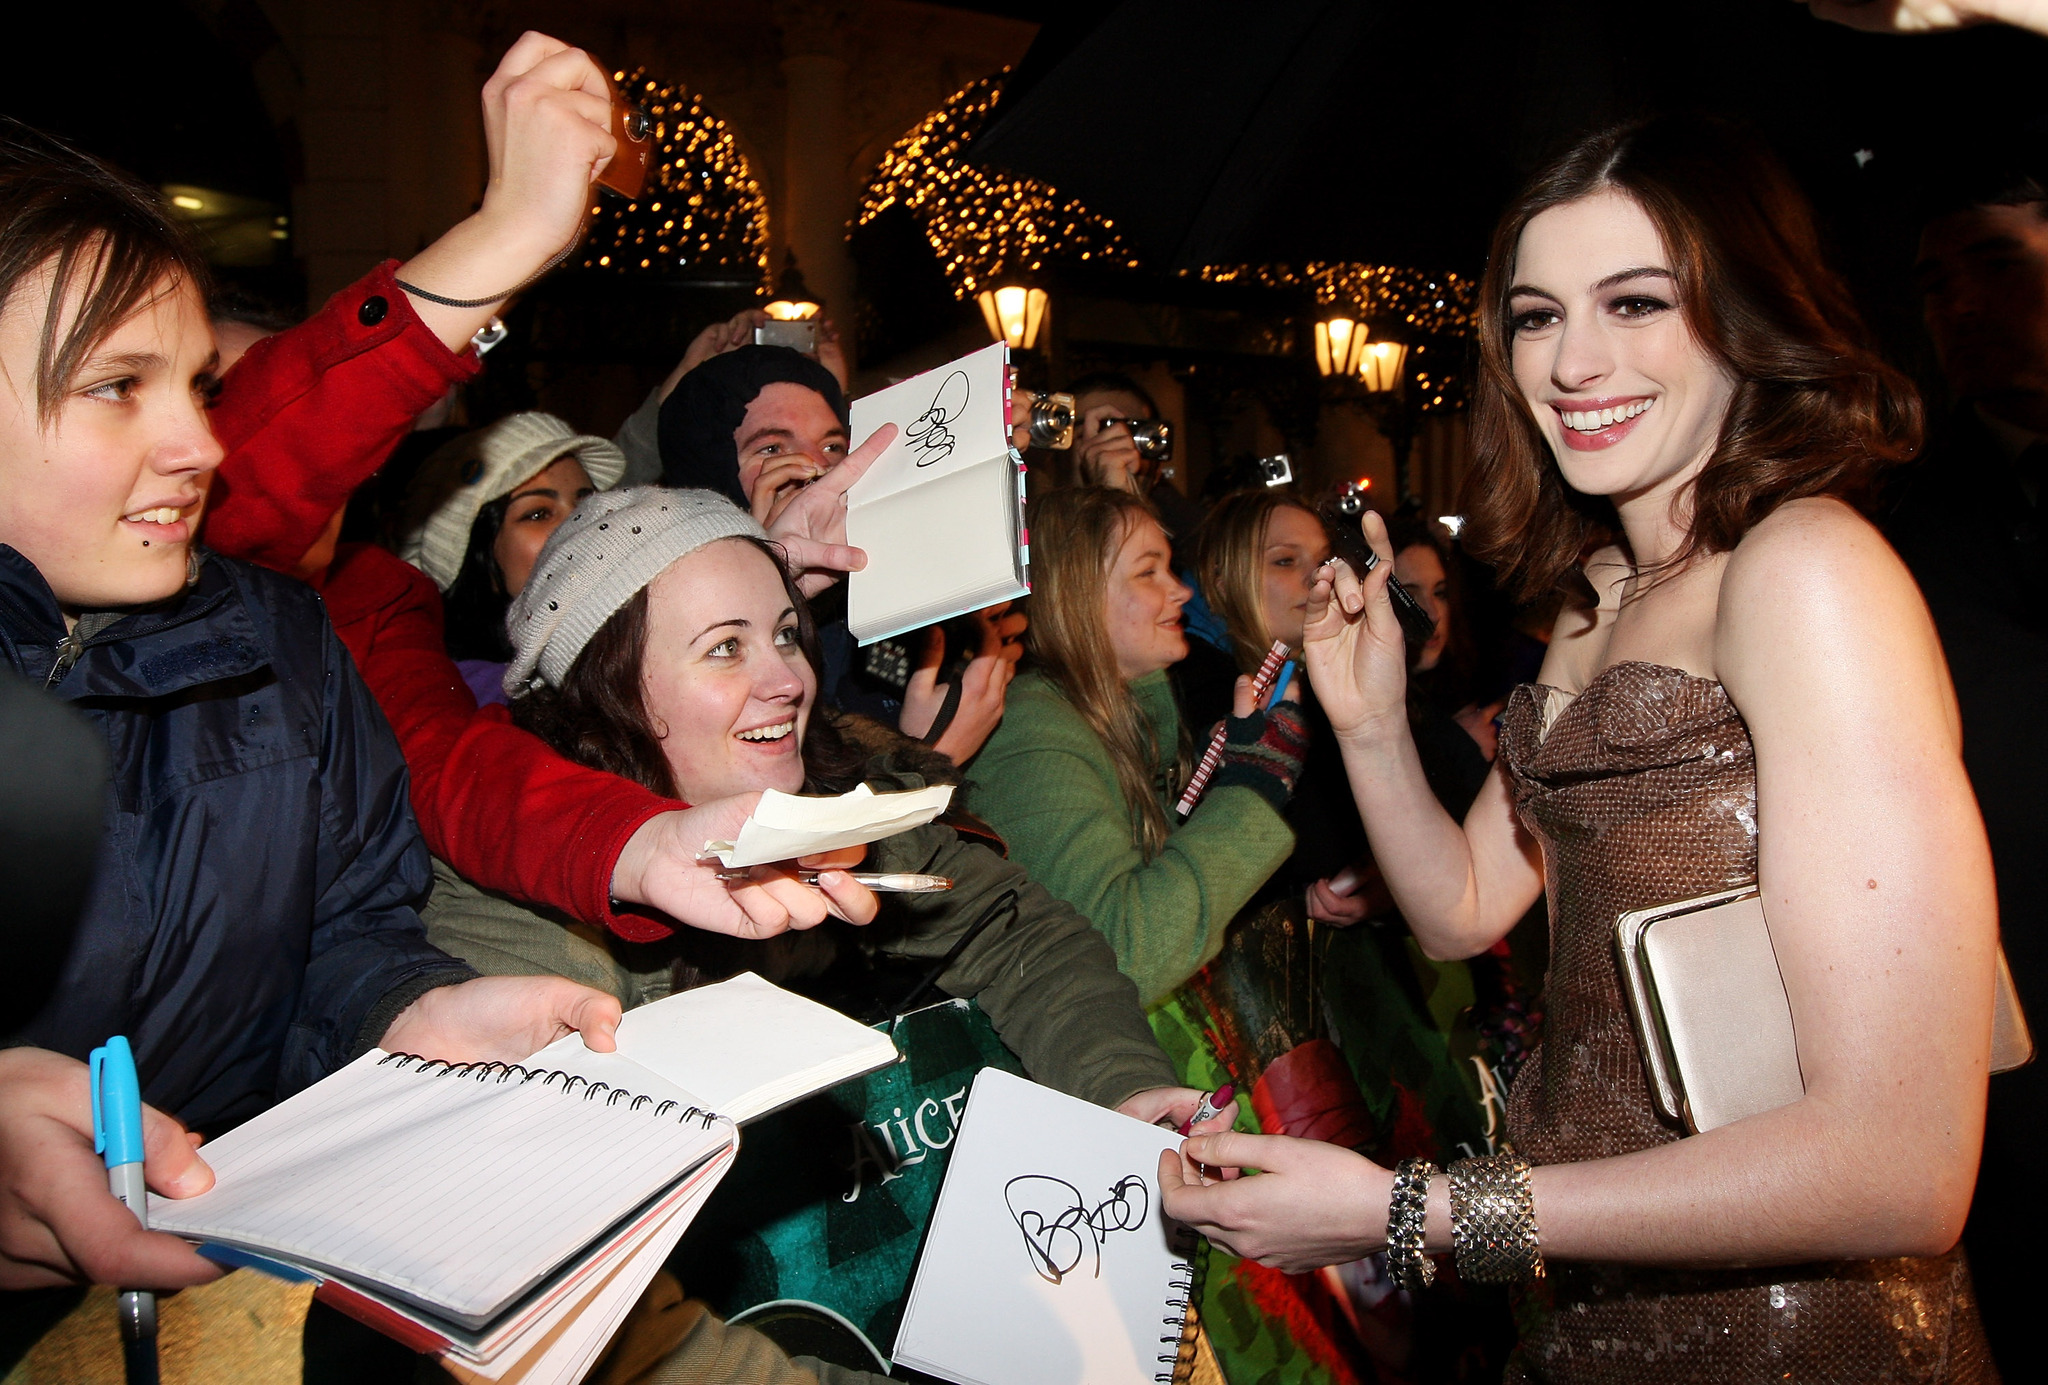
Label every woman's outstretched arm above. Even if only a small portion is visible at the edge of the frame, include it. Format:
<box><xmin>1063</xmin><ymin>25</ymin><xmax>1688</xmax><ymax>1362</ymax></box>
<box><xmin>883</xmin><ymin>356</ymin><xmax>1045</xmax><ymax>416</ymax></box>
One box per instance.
<box><xmin>1306</xmin><ymin>511</ymin><xmax>1546</xmax><ymax>960</ymax></box>
<box><xmin>1167</xmin><ymin>498</ymin><xmax>1998</xmax><ymax>1271</ymax></box>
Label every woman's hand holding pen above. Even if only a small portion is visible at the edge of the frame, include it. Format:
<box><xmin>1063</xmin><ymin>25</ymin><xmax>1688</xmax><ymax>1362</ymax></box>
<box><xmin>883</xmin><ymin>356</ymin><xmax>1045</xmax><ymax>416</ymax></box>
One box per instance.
<box><xmin>1116</xmin><ymin>1087</ymin><xmax>1238</xmax><ymax>1143</ymax></box>
<box><xmin>613</xmin><ymin>797</ymin><xmax>880</xmax><ymax>938</ymax></box>
<box><xmin>1157</xmin><ymin>1131</ymin><xmax>1393</xmax><ymax>1275</ymax></box>
<box><xmin>1304</xmin><ymin>509</ymin><xmax>1410</xmax><ymax>748</ymax></box>
<box><xmin>0</xmin><ymin>1048</ymin><xmax>219</xmax><ymax>1291</ymax></box>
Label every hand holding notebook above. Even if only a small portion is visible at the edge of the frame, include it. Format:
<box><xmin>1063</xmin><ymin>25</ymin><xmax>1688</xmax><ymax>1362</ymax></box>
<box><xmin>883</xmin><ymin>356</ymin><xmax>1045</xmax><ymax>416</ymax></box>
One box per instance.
<box><xmin>845</xmin><ymin>343</ymin><xmax>1031</xmax><ymax>644</ymax></box>
<box><xmin>145</xmin><ymin>975</ymin><xmax>898</xmax><ymax>1383</ymax></box>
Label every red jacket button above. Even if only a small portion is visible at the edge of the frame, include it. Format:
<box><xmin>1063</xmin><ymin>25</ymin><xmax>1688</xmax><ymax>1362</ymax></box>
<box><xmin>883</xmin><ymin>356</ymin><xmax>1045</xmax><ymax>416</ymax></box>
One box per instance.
<box><xmin>358</xmin><ymin>296</ymin><xmax>388</xmax><ymax>327</ymax></box>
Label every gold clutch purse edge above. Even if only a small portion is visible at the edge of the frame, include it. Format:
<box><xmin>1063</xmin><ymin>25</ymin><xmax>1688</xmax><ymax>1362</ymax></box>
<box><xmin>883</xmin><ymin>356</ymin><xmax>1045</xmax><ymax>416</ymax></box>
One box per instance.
<box><xmin>1615</xmin><ymin>886</ymin><xmax>2034</xmax><ymax>1135</ymax></box>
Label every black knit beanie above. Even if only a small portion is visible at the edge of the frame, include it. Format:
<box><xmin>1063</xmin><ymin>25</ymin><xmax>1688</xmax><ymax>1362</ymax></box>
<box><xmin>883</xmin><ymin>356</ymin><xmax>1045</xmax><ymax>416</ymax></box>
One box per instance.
<box><xmin>656</xmin><ymin>345</ymin><xmax>850</xmax><ymax>507</ymax></box>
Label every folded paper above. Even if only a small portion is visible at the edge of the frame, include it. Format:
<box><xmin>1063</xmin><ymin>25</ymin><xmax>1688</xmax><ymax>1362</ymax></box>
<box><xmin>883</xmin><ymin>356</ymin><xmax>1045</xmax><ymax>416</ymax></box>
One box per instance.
<box><xmin>703</xmin><ymin>783</ymin><xmax>955</xmax><ymax>868</ymax></box>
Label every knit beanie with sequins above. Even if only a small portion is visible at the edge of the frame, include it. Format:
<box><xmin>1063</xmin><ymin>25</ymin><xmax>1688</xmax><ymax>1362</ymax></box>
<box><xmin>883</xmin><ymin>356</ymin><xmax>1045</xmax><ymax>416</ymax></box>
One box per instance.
<box><xmin>502</xmin><ymin>486</ymin><xmax>766</xmax><ymax>696</ymax></box>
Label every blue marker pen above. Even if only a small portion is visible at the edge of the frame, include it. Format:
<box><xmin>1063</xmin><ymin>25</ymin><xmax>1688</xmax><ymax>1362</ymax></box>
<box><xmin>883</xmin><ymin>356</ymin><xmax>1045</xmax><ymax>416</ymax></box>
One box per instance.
<box><xmin>91</xmin><ymin>1037</ymin><xmax>159</xmax><ymax>1385</ymax></box>
<box><xmin>1267</xmin><ymin>659</ymin><xmax>1297</xmax><ymax>708</ymax></box>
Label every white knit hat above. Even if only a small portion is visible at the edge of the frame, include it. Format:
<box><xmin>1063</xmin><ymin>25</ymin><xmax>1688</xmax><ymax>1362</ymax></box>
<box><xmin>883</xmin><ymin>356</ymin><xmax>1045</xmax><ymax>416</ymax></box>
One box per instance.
<box><xmin>400</xmin><ymin>412</ymin><xmax>628</xmax><ymax>592</ymax></box>
<box><xmin>503</xmin><ymin>487</ymin><xmax>768</xmax><ymax>696</ymax></box>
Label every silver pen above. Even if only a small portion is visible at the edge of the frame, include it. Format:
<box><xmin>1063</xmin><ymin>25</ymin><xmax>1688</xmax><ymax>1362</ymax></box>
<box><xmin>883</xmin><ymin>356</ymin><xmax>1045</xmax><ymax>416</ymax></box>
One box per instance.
<box><xmin>715</xmin><ymin>870</ymin><xmax>954</xmax><ymax>893</ymax></box>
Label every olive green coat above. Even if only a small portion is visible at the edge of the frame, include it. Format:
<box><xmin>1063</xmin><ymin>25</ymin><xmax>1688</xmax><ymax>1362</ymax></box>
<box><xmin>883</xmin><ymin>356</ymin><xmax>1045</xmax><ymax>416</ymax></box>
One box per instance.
<box><xmin>964</xmin><ymin>669</ymin><xmax>1294</xmax><ymax>1006</ymax></box>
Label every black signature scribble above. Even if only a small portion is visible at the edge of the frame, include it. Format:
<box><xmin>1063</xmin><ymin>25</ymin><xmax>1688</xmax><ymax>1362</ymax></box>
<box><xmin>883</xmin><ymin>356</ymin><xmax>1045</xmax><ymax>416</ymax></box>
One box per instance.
<box><xmin>904</xmin><ymin>370</ymin><xmax>970</xmax><ymax>467</ymax></box>
<box><xmin>1004</xmin><ymin>1173</ymin><xmax>1150</xmax><ymax>1285</ymax></box>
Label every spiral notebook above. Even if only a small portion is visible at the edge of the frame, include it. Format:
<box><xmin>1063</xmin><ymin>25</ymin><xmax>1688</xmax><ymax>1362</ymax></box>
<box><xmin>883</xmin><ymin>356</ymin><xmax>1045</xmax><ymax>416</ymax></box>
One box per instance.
<box><xmin>147</xmin><ymin>974</ymin><xmax>898</xmax><ymax>1384</ymax></box>
<box><xmin>892</xmin><ymin>1068</ymin><xmax>1202</xmax><ymax>1385</ymax></box>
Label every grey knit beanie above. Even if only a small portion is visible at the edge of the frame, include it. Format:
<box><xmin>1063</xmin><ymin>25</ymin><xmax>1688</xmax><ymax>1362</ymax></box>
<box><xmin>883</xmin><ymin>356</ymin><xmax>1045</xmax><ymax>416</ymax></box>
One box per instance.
<box><xmin>503</xmin><ymin>486</ymin><xmax>767</xmax><ymax>696</ymax></box>
<box><xmin>400</xmin><ymin>412</ymin><xmax>628</xmax><ymax>592</ymax></box>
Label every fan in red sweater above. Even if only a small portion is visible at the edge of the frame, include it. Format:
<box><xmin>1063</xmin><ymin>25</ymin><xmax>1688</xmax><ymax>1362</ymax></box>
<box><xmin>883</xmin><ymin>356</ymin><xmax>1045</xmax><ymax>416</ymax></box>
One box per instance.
<box><xmin>202</xmin><ymin>34</ymin><xmax>879</xmax><ymax>943</ymax></box>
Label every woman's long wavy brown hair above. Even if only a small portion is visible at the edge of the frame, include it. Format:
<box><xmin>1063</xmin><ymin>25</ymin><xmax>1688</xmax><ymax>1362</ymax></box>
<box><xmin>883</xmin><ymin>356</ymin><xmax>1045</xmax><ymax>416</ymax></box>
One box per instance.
<box><xmin>1025</xmin><ymin>486</ymin><xmax>1184</xmax><ymax>860</ymax></box>
<box><xmin>1464</xmin><ymin>116</ymin><xmax>1922</xmax><ymax>602</ymax></box>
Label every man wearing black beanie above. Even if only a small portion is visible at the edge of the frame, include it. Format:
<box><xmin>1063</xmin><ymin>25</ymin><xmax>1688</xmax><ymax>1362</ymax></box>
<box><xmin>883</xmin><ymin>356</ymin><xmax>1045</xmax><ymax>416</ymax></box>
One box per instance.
<box><xmin>657</xmin><ymin>345</ymin><xmax>850</xmax><ymax>516</ymax></box>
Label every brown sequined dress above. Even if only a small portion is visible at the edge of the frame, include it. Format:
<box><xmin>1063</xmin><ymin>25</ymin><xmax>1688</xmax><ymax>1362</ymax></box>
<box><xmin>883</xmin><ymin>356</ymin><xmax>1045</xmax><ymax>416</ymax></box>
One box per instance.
<box><xmin>1495</xmin><ymin>661</ymin><xmax>1995</xmax><ymax>1384</ymax></box>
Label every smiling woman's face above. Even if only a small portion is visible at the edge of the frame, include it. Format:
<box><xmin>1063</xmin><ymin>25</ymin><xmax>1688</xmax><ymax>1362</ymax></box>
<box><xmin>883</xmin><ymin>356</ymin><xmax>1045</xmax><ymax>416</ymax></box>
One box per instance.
<box><xmin>1507</xmin><ymin>189</ymin><xmax>1736</xmax><ymax>510</ymax></box>
<box><xmin>1103</xmin><ymin>514</ymin><xmax>1190</xmax><ymax>681</ymax></box>
<box><xmin>638</xmin><ymin>538</ymin><xmax>815</xmax><ymax>802</ymax></box>
<box><xmin>0</xmin><ymin>265</ymin><xmax>223</xmax><ymax>617</ymax></box>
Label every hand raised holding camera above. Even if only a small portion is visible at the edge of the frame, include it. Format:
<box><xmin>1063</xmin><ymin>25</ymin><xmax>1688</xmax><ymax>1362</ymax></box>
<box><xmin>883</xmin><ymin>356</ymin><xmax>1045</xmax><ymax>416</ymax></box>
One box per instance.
<box><xmin>1074</xmin><ymin>405</ymin><xmax>1149</xmax><ymax>492</ymax></box>
<box><xmin>395</xmin><ymin>33</ymin><xmax>618</xmax><ymax>351</ymax></box>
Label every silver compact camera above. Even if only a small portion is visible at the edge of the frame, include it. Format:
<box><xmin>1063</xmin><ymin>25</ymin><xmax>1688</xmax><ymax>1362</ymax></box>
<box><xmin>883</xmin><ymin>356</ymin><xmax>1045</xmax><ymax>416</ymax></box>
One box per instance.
<box><xmin>753</xmin><ymin>320</ymin><xmax>818</xmax><ymax>354</ymax></box>
<box><xmin>1254</xmin><ymin>453</ymin><xmax>1293</xmax><ymax>487</ymax></box>
<box><xmin>1027</xmin><ymin>392</ymin><xmax>1076</xmax><ymax>450</ymax></box>
<box><xmin>1124</xmin><ymin>418</ymin><xmax>1173</xmax><ymax>463</ymax></box>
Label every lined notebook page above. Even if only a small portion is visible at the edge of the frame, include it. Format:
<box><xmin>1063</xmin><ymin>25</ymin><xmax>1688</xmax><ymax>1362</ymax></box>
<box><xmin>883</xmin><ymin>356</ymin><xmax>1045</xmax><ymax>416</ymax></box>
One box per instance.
<box><xmin>149</xmin><ymin>1051</ymin><xmax>731</xmax><ymax>1325</ymax></box>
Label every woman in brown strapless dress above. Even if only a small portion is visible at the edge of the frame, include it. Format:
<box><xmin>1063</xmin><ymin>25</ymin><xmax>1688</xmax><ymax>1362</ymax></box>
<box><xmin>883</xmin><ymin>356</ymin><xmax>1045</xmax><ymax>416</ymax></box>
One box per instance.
<box><xmin>1160</xmin><ymin>116</ymin><xmax>2002</xmax><ymax>1384</ymax></box>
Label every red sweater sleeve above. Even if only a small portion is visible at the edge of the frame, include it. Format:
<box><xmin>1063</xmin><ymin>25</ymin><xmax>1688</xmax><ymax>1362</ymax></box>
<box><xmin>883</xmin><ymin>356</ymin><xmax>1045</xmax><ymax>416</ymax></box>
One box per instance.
<box><xmin>322</xmin><ymin>543</ymin><xmax>685</xmax><ymax>940</ymax></box>
<box><xmin>205</xmin><ymin>261</ymin><xmax>481</xmax><ymax>572</ymax></box>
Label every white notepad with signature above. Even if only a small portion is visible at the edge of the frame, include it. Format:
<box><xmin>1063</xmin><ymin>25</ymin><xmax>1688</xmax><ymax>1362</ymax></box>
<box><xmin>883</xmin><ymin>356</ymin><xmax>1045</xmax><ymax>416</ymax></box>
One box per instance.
<box><xmin>893</xmin><ymin>1068</ymin><xmax>1200</xmax><ymax>1385</ymax></box>
<box><xmin>846</xmin><ymin>341</ymin><xmax>1030</xmax><ymax>644</ymax></box>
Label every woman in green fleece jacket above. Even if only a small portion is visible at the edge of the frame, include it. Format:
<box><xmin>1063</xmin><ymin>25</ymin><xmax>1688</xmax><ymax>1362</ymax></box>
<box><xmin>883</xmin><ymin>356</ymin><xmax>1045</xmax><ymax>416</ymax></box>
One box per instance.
<box><xmin>969</xmin><ymin>486</ymin><xmax>1354</xmax><ymax>1385</ymax></box>
<box><xmin>967</xmin><ymin>485</ymin><xmax>1306</xmax><ymax>1006</ymax></box>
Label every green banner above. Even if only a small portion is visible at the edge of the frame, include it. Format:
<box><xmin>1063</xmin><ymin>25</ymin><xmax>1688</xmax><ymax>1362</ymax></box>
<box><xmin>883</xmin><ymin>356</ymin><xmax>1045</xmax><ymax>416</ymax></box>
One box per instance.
<box><xmin>670</xmin><ymin>996</ymin><xmax>1027</xmax><ymax>1364</ymax></box>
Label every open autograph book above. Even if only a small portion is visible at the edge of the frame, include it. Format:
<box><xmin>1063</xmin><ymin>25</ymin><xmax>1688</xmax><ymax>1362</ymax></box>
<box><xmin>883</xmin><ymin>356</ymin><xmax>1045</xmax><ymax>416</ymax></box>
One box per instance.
<box><xmin>147</xmin><ymin>974</ymin><xmax>898</xmax><ymax>1385</ymax></box>
<box><xmin>846</xmin><ymin>341</ymin><xmax>1030</xmax><ymax>644</ymax></box>
<box><xmin>893</xmin><ymin>1068</ymin><xmax>1204</xmax><ymax>1385</ymax></box>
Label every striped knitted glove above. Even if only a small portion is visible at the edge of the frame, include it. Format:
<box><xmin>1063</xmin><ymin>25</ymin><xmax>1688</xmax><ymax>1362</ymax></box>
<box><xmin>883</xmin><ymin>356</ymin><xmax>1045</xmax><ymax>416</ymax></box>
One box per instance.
<box><xmin>1209</xmin><ymin>698</ymin><xmax>1309</xmax><ymax>811</ymax></box>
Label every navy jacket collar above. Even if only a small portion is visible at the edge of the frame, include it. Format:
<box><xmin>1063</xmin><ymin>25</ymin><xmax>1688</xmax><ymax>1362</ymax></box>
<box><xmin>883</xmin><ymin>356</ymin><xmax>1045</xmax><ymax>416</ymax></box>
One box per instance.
<box><xmin>0</xmin><ymin>546</ymin><xmax>271</xmax><ymax>698</ymax></box>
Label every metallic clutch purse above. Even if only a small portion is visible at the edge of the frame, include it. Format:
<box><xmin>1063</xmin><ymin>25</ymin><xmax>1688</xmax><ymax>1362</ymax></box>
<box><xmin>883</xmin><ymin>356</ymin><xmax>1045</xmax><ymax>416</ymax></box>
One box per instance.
<box><xmin>1615</xmin><ymin>886</ymin><xmax>2034</xmax><ymax>1134</ymax></box>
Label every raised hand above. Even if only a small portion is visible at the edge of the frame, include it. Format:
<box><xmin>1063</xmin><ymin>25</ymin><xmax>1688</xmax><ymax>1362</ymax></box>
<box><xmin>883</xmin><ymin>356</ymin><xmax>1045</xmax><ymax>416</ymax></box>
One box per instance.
<box><xmin>901</xmin><ymin>604</ymin><xmax>1024</xmax><ymax>762</ymax></box>
<box><xmin>1797</xmin><ymin>0</ymin><xmax>2048</xmax><ymax>36</ymax></box>
<box><xmin>1302</xmin><ymin>509</ymin><xmax>1410</xmax><ymax>745</ymax></box>
<box><xmin>766</xmin><ymin>423</ymin><xmax>896</xmax><ymax>595</ymax></box>
<box><xmin>0</xmin><ymin>1049</ymin><xmax>221</xmax><ymax>1291</ymax></box>
<box><xmin>1074</xmin><ymin>404</ymin><xmax>1148</xmax><ymax>492</ymax></box>
<box><xmin>395</xmin><ymin>32</ymin><xmax>618</xmax><ymax>350</ymax></box>
<box><xmin>662</xmin><ymin>309</ymin><xmax>773</xmax><ymax>401</ymax></box>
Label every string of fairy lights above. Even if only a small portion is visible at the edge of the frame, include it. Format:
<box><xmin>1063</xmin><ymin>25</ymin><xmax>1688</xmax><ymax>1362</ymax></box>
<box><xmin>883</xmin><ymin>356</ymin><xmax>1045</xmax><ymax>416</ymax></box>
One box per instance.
<box><xmin>582</xmin><ymin>66</ymin><xmax>1471</xmax><ymax>412</ymax></box>
<box><xmin>856</xmin><ymin>72</ymin><xmax>1142</xmax><ymax>298</ymax></box>
<box><xmin>1200</xmin><ymin>263</ymin><xmax>1476</xmax><ymax>412</ymax></box>
<box><xmin>579</xmin><ymin>69</ymin><xmax>769</xmax><ymax>280</ymax></box>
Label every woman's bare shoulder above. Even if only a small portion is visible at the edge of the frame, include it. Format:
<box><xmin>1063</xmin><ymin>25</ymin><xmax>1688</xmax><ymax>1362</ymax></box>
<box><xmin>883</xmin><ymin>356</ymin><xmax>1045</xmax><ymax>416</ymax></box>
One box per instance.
<box><xmin>1717</xmin><ymin>496</ymin><xmax>1938</xmax><ymax>708</ymax></box>
<box><xmin>1721</xmin><ymin>497</ymin><xmax>1910</xmax><ymax>610</ymax></box>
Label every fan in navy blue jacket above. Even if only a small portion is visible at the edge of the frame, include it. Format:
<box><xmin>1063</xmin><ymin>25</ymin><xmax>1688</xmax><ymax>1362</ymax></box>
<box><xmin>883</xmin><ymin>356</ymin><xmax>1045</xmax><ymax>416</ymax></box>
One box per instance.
<box><xmin>0</xmin><ymin>88</ymin><xmax>623</xmax><ymax>1296</ymax></box>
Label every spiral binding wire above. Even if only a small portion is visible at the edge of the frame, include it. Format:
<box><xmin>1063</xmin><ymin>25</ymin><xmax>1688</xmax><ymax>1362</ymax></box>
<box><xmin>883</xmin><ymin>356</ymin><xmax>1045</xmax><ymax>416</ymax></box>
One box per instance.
<box><xmin>1152</xmin><ymin>1233</ymin><xmax>1209</xmax><ymax>1382</ymax></box>
<box><xmin>377</xmin><ymin>1051</ymin><xmax>720</xmax><ymax>1128</ymax></box>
